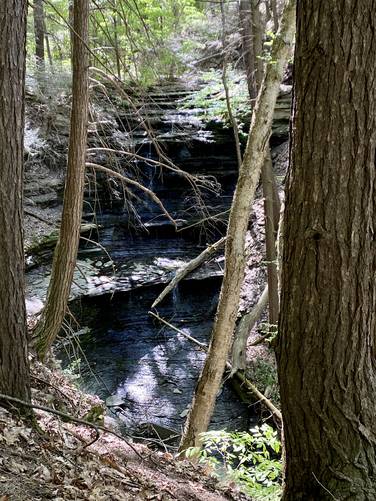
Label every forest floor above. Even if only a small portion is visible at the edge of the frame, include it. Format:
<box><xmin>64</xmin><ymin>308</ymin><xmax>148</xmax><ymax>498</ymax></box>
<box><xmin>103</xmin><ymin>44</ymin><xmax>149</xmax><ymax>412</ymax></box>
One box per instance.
<box><xmin>0</xmin><ymin>358</ymin><xmax>250</xmax><ymax>501</ymax></box>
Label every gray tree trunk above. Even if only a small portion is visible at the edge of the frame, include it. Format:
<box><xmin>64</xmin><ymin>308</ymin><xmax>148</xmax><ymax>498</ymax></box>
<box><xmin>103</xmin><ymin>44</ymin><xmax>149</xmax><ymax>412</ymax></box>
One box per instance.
<box><xmin>179</xmin><ymin>0</ymin><xmax>296</xmax><ymax>452</ymax></box>
<box><xmin>33</xmin><ymin>0</ymin><xmax>45</xmax><ymax>70</ymax></box>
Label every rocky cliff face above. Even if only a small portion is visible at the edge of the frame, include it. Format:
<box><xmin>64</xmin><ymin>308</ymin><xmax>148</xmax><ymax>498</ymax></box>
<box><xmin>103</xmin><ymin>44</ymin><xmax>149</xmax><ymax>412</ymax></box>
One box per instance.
<box><xmin>25</xmin><ymin>80</ymin><xmax>290</xmax><ymax>304</ymax></box>
<box><xmin>25</xmin><ymin>80</ymin><xmax>290</xmax><ymax>434</ymax></box>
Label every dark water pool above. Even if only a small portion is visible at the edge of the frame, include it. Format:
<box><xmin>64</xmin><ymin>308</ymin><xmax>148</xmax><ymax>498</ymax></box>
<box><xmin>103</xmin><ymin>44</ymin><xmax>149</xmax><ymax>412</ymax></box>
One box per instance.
<box><xmin>59</xmin><ymin>278</ymin><xmax>251</xmax><ymax>435</ymax></box>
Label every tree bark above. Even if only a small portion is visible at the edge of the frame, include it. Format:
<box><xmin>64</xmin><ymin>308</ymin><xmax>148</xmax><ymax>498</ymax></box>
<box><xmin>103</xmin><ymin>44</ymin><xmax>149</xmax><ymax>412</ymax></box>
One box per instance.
<box><xmin>270</xmin><ymin>0</ymin><xmax>279</xmax><ymax>32</ymax></box>
<box><xmin>179</xmin><ymin>0</ymin><xmax>295</xmax><ymax>452</ymax></box>
<box><xmin>231</xmin><ymin>285</ymin><xmax>268</xmax><ymax>373</ymax></box>
<box><xmin>0</xmin><ymin>0</ymin><xmax>31</xmax><ymax>406</ymax></box>
<box><xmin>240</xmin><ymin>0</ymin><xmax>281</xmax><ymax>330</ymax></box>
<box><xmin>33</xmin><ymin>0</ymin><xmax>45</xmax><ymax>71</ymax></box>
<box><xmin>239</xmin><ymin>0</ymin><xmax>264</xmax><ymax>100</ymax></box>
<box><xmin>261</xmin><ymin>153</ymin><xmax>280</xmax><ymax>328</ymax></box>
<box><xmin>34</xmin><ymin>0</ymin><xmax>89</xmax><ymax>361</ymax></box>
<box><xmin>276</xmin><ymin>2</ymin><xmax>376</xmax><ymax>499</ymax></box>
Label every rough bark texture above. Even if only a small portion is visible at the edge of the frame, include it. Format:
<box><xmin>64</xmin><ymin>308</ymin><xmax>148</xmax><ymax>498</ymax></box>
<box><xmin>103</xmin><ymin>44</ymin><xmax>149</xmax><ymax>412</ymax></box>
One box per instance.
<box><xmin>270</xmin><ymin>0</ymin><xmax>279</xmax><ymax>32</ymax></box>
<box><xmin>179</xmin><ymin>0</ymin><xmax>296</xmax><ymax>452</ymax></box>
<box><xmin>33</xmin><ymin>0</ymin><xmax>45</xmax><ymax>69</ymax></box>
<box><xmin>34</xmin><ymin>0</ymin><xmax>89</xmax><ymax>360</ymax></box>
<box><xmin>0</xmin><ymin>0</ymin><xmax>31</xmax><ymax>403</ymax></box>
<box><xmin>276</xmin><ymin>2</ymin><xmax>376</xmax><ymax>499</ymax></box>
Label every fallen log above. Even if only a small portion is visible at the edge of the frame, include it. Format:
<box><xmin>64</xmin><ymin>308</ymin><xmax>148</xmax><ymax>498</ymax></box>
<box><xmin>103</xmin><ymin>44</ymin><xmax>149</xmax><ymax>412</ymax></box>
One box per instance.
<box><xmin>151</xmin><ymin>237</ymin><xmax>226</xmax><ymax>309</ymax></box>
<box><xmin>148</xmin><ymin>310</ymin><xmax>282</xmax><ymax>425</ymax></box>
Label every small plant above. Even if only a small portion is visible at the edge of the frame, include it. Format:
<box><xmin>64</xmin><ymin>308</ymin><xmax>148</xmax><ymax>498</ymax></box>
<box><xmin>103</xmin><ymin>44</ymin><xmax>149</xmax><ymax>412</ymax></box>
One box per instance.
<box><xmin>186</xmin><ymin>424</ymin><xmax>282</xmax><ymax>499</ymax></box>
<box><xmin>62</xmin><ymin>357</ymin><xmax>82</xmax><ymax>382</ymax></box>
<box><xmin>247</xmin><ymin>358</ymin><xmax>280</xmax><ymax>406</ymax></box>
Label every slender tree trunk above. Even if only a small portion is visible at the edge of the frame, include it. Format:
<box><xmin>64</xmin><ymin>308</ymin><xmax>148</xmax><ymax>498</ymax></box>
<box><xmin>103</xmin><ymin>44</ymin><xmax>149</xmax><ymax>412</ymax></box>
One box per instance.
<box><xmin>276</xmin><ymin>2</ymin><xmax>376</xmax><ymax>499</ymax></box>
<box><xmin>113</xmin><ymin>13</ymin><xmax>122</xmax><ymax>80</ymax></box>
<box><xmin>241</xmin><ymin>0</ymin><xmax>281</xmax><ymax>329</ymax></box>
<box><xmin>33</xmin><ymin>0</ymin><xmax>45</xmax><ymax>71</ymax></box>
<box><xmin>0</xmin><ymin>0</ymin><xmax>31</xmax><ymax>406</ymax></box>
<box><xmin>34</xmin><ymin>0</ymin><xmax>90</xmax><ymax>361</ymax></box>
<box><xmin>45</xmin><ymin>33</ymin><xmax>54</xmax><ymax>72</ymax></box>
<box><xmin>68</xmin><ymin>0</ymin><xmax>74</xmax><ymax>60</ymax></box>
<box><xmin>270</xmin><ymin>0</ymin><xmax>279</xmax><ymax>32</ymax></box>
<box><xmin>221</xmin><ymin>0</ymin><xmax>242</xmax><ymax>168</ymax></box>
<box><xmin>239</xmin><ymin>0</ymin><xmax>264</xmax><ymax>100</ymax></box>
<box><xmin>261</xmin><ymin>153</ymin><xmax>279</xmax><ymax>327</ymax></box>
<box><xmin>179</xmin><ymin>0</ymin><xmax>296</xmax><ymax>452</ymax></box>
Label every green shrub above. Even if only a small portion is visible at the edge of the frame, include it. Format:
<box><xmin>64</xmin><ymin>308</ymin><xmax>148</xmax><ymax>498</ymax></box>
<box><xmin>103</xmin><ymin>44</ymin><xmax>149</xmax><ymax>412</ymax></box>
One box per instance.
<box><xmin>186</xmin><ymin>424</ymin><xmax>282</xmax><ymax>500</ymax></box>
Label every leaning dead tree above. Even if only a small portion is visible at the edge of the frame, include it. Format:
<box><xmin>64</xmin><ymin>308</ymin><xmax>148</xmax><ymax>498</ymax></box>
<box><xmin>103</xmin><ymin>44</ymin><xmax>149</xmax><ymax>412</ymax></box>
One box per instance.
<box><xmin>34</xmin><ymin>0</ymin><xmax>90</xmax><ymax>360</ymax></box>
<box><xmin>231</xmin><ymin>284</ymin><xmax>269</xmax><ymax>374</ymax></box>
<box><xmin>179</xmin><ymin>0</ymin><xmax>296</xmax><ymax>452</ymax></box>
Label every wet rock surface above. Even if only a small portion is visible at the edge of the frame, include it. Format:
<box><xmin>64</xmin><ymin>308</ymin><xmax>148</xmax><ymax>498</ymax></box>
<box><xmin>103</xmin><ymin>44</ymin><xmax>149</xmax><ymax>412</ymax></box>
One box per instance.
<box><xmin>26</xmin><ymin>81</ymin><xmax>290</xmax><ymax>438</ymax></box>
<box><xmin>60</xmin><ymin>281</ymin><xmax>250</xmax><ymax>435</ymax></box>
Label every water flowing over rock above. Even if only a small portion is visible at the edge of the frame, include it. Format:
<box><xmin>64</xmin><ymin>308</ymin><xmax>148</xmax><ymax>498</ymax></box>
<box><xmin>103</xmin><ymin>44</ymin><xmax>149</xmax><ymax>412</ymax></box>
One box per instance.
<box><xmin>26</xmin><ymin>81</ymin><xmax>290</xmax><ymax>438</ymax></box>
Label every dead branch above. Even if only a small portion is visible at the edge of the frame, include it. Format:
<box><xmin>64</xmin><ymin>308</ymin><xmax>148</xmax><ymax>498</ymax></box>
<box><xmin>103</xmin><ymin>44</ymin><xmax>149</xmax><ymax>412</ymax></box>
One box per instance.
<box><xmin>0</xmin><ymin>393</ymin><xmax>144</xmax><ymax>460</ymax></box>
<box><xmin>149</xmin><ymin>311</ymin><xmax>207</xmax><ymax>350</ymax></box>
<box><xmin>86</xmin><ymin>162</ymin><xmax>176</xmax><ymax>229</ymax></box>
<box><xmin>148</xmin><ymin>311</ymin><xmax>282</xmax><ymax>425</ymax></box>
<box><xmin>176</xmin><ymin>209</ymin><xmax>230</xmax><ymax>233</ymax></box>
<box><xmin>151</xmin><ymin>237</ymin><xmax>226</xmax><ymax>309</ymax></box>
<box><xmin>231</xmin><ymin>285</ymin><xmax>269</xmax><ymax>374</ymax></box>
<box><xmin>234</xmin><ymin>371</ymin><xmax>282</xmax><ymax>424</ymax></box>
<box><xmin>87</xmin><ymin>146</ymin><xmax>195</xmax><ymax>180</ymax></box>
<box><xmin>24</xmin><ymin>208</ymin><xmax>57</xmax><ymax>226</ymax></box>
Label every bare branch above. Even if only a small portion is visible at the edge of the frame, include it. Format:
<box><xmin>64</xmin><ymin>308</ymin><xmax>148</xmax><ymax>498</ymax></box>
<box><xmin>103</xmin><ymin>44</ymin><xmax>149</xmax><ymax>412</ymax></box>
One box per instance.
<box><xmin>151</xmin><ymin>237</ymin><xmax>226</xmax><ymax>308</ymax></box>
<box><xmin>86</xmin><ymin>162</ymin><xmax>177</xmax><ymax>229</ymax></box>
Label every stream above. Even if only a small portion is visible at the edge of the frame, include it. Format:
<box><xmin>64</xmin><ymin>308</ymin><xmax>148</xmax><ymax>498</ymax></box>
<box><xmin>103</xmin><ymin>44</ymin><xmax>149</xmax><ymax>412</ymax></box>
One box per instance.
<box><xmin>27</xmin><ymin>82</ymin><xmax>291</xmax><ymax>439</ymax></box>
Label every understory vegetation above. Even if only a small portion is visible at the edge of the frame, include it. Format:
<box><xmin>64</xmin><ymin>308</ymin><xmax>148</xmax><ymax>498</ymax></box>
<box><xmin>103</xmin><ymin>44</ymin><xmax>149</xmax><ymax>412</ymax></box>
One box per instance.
<box><xmin>187</xmin><ymin>425</ymin><xmax>282</xmax><ymax>500</ymax></box>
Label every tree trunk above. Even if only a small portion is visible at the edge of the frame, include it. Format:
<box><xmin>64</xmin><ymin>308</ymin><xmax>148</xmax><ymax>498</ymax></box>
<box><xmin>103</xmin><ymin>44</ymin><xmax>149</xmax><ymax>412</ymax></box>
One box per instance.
<box><xmin>33</xmin><ymin>0</ymin><xmax>45</xmax><ymax>70</ymax></box>
<box><xmin>276</xmin><ymin>2</ymin><xmax>376</xmax><ymax>499</ymax></box>
<box><xmin>34</xmin><ymin>0</ymin><xmax>89</xmax><ymax>361</ymax></box>
<box><xmin>113</xmin><ymin>13</ymin><xmax>122</xmax><ymax>80</ymax></box>
<box><xmin>270</xmin><ymin>0</ymin><xmax>279</xmax><ymax>32</ymax></box>
<box><xmin>0</xmin><ymin>0</ymin><xmax>31</xmax><ymax>406</ymax></box>
<box><xmin>45</xmin><ymin>33</ymin><xmax>54</xmax><ymax>72</ymax></box>
<box><xmin>239</xmin><ymin>0</ymin><xmax>264</xmax><ymax>100</ymax></box>
<box><xmin>179</xmin><ymin>0</ymin><xmax>296</xmax><ymax>452</ymax></box>
<box><xmin>261</xmin><ymin>153</ymin><xmax>280</xmax><ymax>328</ymax></box>
<box><xmin>241</xmin><ymin>0</ymin><xmax>281</xmax><ymax>329</ymax></box>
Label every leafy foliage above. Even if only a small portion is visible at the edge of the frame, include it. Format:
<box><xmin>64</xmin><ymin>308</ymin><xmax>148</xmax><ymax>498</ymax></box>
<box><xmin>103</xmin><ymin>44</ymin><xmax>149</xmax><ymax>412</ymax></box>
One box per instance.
<box><xmin>182</xmin><ymin>69</ymin><xmax>251</xmax><ymax>132</ymax></box>
<box><xmin>247</xmin><ymin>357</ymin><xmax>280</xmax><ymax>406</ymax></box>
<box><xmin>27</xmin><ymin>0</ymin><xmax>205</xmax><ymax>86</ymax></box>
<box><xmin>186</xmin><ymin>424</ymin><xmax>282</xmax><ymax>499</ymax></box>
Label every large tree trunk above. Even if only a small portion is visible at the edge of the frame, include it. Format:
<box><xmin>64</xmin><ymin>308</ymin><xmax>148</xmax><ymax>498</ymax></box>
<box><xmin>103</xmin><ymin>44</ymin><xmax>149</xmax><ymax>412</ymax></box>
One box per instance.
<box><xmin>33</xmin><ymin>0</ymin><xmax>45</xmax><ymax>70</ymax></box>
<box><xmin>276</xmin><ymin>2</ymin><xmax>376</xmax><ymax>499</ymax></box>
<box><xmin>0</xmin><ymin>0</ymin><xmax>31</xmax><ymax>405</ymax></box>
<box><xmin>34</xmin><ymin>0</ymin><xmax>89</xmax><ymax>361</ymax></box>
<box><xmin>179</xmin><ymin>0</ymin><xmax>296</xmax><ymax>452</ymax></box>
